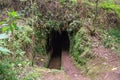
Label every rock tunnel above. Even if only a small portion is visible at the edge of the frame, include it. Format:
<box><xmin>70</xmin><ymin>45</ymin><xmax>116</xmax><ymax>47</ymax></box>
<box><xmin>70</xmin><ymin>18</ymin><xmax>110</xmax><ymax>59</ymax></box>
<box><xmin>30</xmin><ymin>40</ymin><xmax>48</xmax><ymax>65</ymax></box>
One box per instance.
<box><xmin>47</xmin><ymin>30</ymin><xmax>70</xmax><ymax>69</ymax></box>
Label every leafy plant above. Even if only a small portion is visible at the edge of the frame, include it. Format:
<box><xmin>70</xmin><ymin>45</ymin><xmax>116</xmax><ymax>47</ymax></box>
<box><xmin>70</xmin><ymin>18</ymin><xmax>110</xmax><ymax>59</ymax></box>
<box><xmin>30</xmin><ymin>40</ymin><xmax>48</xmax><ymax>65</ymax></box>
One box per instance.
<box><xmin>100</xmin><ymin>2</ymin><xmax>120</xmax><ymax>18</ymax></box>
<box><xmin>70</xmin><ymin>28</ymin><xmax>91</xmax><ymax>65</ymax></box>
<box><xmin>0</xmin><ymin>33</ymin><xmax>10</xmax><ymax>55</ymax></box>
<box><xmin>108</xmin><ymin>27</ymin><xmax>120</xmax><ymax>43</ymax></box>
<box><xmin>1</xmin><ymin>11</ymin><xmax>20</xmax><ymax>33</ymax></box>
<box><xmin>100</xmin><ymin>28</ymin><xmax>120</xmax><ymax>53</ymax></box>
<box><xmin>0</xmin><ymin>10</ymin><xmax>33</xmax><ymax>79</ymax></box>
<box><xmin>0</xmin><ymin>61</ymin><xmax>17</xmax><ymax>80</ymax></box>
<box><xmin>0</xmin><ymin>33</ymin><xmax>9</xmax><ymax>39</ymax></box>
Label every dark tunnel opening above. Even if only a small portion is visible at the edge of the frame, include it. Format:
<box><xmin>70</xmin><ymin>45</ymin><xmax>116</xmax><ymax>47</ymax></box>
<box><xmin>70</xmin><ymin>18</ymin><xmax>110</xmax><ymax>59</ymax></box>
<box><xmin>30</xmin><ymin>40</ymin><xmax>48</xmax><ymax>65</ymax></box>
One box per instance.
<box><xmin>47</xmin><ymin>30</ymin><xmax>70</xmax><ymax>69</ymax></box>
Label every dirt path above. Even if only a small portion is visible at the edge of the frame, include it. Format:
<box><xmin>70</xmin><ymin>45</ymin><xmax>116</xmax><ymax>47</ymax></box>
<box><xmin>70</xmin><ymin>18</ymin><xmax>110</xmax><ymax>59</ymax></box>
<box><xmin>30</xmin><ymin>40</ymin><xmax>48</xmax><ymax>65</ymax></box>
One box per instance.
<box><xmin>62</xmin><ymin>51</ymin><xmax>90</xmax><ymax>80</ymax></box>
<box><xmin>41</xmin><ymin>69</ymin><xmax>70</xmax><ymax>80</ymax></box>
<box><xmin>48</xmin><ymin>55</ymin><xmax>61</xmax><ymax>69</ymax></box>
<box><xmin>34</xmin><ymin>36</ymin><xmax>120</xmax><ymax>80</ymax></box>
<box><xmin>89</xmin><ymin>36</ymin><xmax>120</xmax><ymax>80</ymax></box>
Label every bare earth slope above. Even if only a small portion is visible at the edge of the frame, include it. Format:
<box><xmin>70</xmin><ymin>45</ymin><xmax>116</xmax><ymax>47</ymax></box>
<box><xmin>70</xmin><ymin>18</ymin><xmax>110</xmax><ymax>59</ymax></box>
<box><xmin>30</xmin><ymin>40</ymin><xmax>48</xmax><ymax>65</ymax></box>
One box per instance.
<box><xmin>88</xmin><ymin>36</ymin><xmax>120</xmax><ymax>80</ymax></box>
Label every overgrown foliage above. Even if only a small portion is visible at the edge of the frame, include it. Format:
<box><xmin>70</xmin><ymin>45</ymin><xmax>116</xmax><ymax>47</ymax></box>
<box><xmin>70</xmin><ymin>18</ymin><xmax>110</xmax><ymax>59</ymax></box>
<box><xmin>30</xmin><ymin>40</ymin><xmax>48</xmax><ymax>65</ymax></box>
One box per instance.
<box><xmin>100</xmin><ymin>2</ymin><xmax>120</xmax><ymax>18</ymax></box>
<box><xmin>70</xmin><ymin>27</ymin><xmax>91</xmax><ymax>66</ymax></box>
<box><xmin>0</xmin><ymin>0</ymin><xmax>120</xmax><ymax>79</ymax></box>
<box><xmin>0</xmin><ymin>11</ymin><xmax>33</xmax><ymax>79</ymax></box>
<box><xmin>100</xmin><ymin>27</ymin><xmax>120</xmax><ymax>53</ymax></box>
<box><xmin>29</xmin><ymin>0</ymin><xmax>84</xmax><ymax>55</ymax></box>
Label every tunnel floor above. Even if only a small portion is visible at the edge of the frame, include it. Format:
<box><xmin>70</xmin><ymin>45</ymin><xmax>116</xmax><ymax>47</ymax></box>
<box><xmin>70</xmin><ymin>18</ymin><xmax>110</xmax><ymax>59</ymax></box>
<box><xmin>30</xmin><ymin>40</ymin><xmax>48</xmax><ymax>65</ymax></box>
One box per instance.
<box><xmin>48</xmin><ymin>54</ymin><xmax>61</xmax><ymax>69</ymax></box>
<box><xmin>47</xmin><ymin>30</ymin><xmax>69</xmax><ymax>69</ymax></box>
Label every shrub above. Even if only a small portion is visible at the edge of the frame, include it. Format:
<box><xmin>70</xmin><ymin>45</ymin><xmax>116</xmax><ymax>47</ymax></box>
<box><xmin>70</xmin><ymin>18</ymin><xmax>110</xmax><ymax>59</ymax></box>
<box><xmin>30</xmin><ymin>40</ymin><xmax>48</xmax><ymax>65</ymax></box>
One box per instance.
<box><xmin>70</xmin><ymin>28</ymin><xmax>91</xmax><ymax>65</ymax></box>
<box><xmin>0</xmin><ymin>61</ymin><xmax>17</xmax><ymax>80</ymax></box>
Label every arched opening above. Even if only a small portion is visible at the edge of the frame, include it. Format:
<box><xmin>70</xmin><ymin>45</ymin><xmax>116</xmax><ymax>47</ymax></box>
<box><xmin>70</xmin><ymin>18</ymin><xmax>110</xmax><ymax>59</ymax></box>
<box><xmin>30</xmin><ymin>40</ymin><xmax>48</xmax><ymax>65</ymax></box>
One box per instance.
<box><xmin>47</xmin><ymin>30</ymin><xmax>70</xmax><ymax>69</ymax></box>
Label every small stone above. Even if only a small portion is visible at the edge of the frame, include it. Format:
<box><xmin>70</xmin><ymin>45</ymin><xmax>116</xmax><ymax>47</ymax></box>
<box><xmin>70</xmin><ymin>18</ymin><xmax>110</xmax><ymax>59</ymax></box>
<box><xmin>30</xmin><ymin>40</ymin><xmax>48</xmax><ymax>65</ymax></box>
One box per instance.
<box><xmin>41</xmin><ymin>59</ymin><xmax>44</xmax><ymax>61</ymax></box>
<box><xmin>112</xmin><ymin>67</ymin><xmax>117</xmax><ymax>71</ymax></box>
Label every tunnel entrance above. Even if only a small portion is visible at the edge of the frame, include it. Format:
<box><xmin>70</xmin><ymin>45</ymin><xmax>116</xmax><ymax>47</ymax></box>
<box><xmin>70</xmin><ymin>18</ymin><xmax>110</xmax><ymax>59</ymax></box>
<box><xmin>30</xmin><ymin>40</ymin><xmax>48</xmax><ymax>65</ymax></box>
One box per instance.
<box><xmin>47</xmin><ymin>30</ymin><xmax>70</xmax><ymax>69</ymax></box>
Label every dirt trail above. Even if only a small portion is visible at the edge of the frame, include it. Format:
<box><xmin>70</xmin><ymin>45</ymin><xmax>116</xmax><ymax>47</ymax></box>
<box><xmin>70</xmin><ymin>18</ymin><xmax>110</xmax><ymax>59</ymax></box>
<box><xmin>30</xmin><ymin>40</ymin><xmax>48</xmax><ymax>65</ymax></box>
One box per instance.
<box><xmin>35</xmin><ymin>36</ymin><xmax>120</xmax><ymax>80</ymax></box>
<box><xmin>48</xmin><ymin>55</ymin><xmax>61</xmax><ymax>69</ymax></box>
<box><xmin>44</xmin><ymin>36</ymin><xmax>120</xmax><ymax>80</ymax></box>
<box><xmin>90</xmin><ymin>36</ymin><xmax>120</xmax><ymax>80</ymax></box>
<box><xmin>41</xmin><ymin>69</ymin><xmax>70</xmax><ymax>80</ymax></box>
<box><xmin>62</xmin><ymin>51</ymin><xmax>90</xmax><ymax>80</ymax></box>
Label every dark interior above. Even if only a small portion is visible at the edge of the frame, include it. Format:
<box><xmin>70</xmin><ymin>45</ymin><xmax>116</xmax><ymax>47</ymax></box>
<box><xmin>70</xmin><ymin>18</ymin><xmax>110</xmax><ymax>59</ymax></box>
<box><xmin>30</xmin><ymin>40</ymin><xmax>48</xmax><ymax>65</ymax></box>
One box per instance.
<box><xmin>47</xmin><ymin>30</ymin><xmax>70</xmax><ymax>69</ymax></box>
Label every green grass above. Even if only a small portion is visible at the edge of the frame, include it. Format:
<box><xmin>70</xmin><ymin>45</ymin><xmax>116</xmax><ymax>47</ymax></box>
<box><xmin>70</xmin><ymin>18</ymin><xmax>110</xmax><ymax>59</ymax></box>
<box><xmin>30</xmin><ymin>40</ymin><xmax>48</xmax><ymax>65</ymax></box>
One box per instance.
<box><xmin>108</xmin><ymin>27</ymin><xmax>120</xmax><ymax>53</ymax></box>
<box><xmin>108</xmin><ymin>27</ymin><xmax>120</xmax><ymax>43</ymax></box>
<box><xmin>100</xmin><ymin>26</ymin><xmax>120</xmax><ymax>54</ymax></box>
<box><xmin>100</xmin><ymin>3</ymin><xmax>120</xmax><ymax>18</ymax></box>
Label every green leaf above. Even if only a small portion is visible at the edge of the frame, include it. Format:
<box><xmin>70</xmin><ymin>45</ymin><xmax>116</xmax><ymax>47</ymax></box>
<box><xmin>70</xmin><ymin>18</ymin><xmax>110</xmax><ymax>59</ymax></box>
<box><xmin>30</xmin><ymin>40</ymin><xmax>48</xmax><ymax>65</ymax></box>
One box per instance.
<box><xmin>8</xmin><ymin>11</ymin><xmax>18</xmax><ymax>17</ymax></box>
<box><xmin>0</xmin><ymin>21</ymin><xmax>5</xmax><ymax>25</ymax></box>
<box><xmin>13</xmin><ymin>23</ymin><xmax>17</xmax><ymax>29</ymax></box>
<box><xmin>10</xmin><ymin>25</ymin><xmax>14</xmax><ymax>32</ymax></box>
<box><xmin>0</xmin><ymin>33</ymin><xmax>9</xmax><ymax>39</ymax></box>
<box><xmin>0</xmin><ymin>47</ymin><xmax>11</xmax><ymax>55</ymax></box>
<box><xmin>71</xmin><ymin>0</ymin><xmax>77</xmax><ymax>4</ymax></box>
<box><xmin>2</xmin><ymin>26</ymin><xmax>9</xmax><ymax>32</ymax></box>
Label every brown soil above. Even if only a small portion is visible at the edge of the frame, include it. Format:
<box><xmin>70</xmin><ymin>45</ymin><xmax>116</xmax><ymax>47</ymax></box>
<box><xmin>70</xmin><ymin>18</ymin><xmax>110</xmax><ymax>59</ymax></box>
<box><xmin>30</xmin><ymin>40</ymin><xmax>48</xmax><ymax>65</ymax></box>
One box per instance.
<box><xmin>41</xmin><ymin>69</ymin><xmax>70</xmax><ymax>80</ymax></box>
<box><xmin>19</xmin><ymin>67</ymin><xmax>70</xmax><ymax>80</ymax></box>
<box><xmin>62</xmin><ymin>51</ymin><xmax>90</xmax><ymax>80</ymax></box>
<box><xmin>88</xmin><ymin>36</ymin><xmax>120</xmax><ymax>80</ymax></box>
<box><xmin>48</xmin><ymin>55</ymin><xmax>61</xmax><ymax>69</ymax></box>
<box><xmin>33</xmin><ymin>36</ymin><xmax>120</xmax><ymax>80</ymax></box>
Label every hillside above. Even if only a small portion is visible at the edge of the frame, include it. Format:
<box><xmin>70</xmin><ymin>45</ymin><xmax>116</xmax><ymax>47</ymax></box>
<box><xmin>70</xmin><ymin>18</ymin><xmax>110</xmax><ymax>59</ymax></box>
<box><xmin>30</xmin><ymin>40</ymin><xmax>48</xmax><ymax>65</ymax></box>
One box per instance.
<box><xmin>0</xmin><ymin>0</ymin><xmax>120</xmax><ymax>80</ymax></box>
